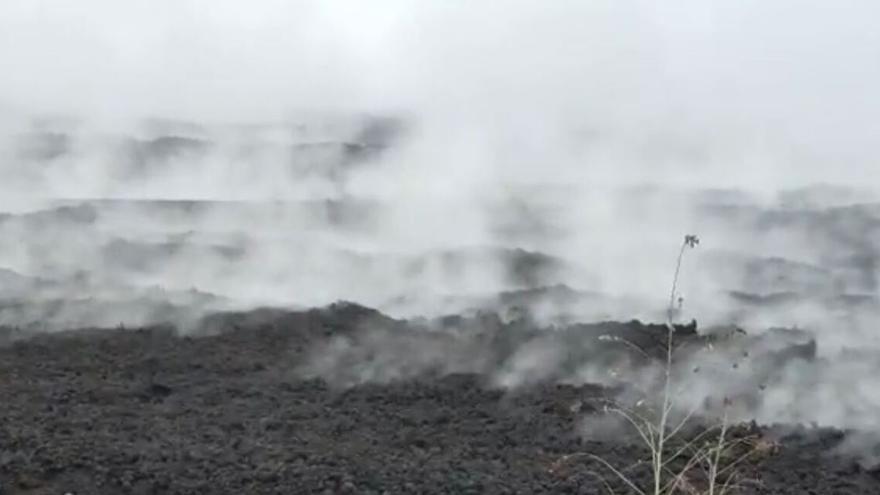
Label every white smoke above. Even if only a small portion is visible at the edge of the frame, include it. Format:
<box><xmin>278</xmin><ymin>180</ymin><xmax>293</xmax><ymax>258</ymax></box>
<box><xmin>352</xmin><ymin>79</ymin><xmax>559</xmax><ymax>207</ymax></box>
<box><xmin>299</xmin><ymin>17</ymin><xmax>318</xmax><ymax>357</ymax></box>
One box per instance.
<box><xmin>1</xmin><ymin>0</ymin><xmax>880</xmax><ymax>441</ymax></box>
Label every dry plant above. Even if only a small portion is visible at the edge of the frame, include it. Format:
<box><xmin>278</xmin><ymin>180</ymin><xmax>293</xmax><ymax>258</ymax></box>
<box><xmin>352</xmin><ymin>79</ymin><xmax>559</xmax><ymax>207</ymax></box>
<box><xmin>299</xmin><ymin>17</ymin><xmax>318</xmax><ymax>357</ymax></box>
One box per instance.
<box><xmin>552</xmin><ymin>235</ymin><xmax>766</xmax><ymax>494</ymax></box>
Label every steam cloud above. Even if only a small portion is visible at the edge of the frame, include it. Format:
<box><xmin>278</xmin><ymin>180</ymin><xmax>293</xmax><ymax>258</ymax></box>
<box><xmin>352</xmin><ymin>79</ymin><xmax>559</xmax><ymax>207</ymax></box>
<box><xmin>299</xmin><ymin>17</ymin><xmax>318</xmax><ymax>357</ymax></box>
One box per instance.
<box><xmin>2</xmin><ymin>0</ymin><xmax>880</xmax><ymax>439</ymax></box>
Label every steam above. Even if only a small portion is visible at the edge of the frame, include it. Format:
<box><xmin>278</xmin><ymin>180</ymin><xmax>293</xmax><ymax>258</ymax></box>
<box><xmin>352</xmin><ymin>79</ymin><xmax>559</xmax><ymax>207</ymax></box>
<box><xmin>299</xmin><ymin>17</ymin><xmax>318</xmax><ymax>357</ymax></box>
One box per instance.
<box><xmin>2</xmin><ymin>0</ymin><xmax>880</xmax><ymax>450</ymax></box>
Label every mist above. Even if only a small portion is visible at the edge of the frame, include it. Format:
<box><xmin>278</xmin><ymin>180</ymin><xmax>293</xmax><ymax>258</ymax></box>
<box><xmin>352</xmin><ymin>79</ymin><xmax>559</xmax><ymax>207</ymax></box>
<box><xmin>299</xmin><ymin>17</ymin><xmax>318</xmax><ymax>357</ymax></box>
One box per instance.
<box><xmin>2</xmin><ymin>0</ymin><xmax>880</xmax><ymax>442</ymax></box>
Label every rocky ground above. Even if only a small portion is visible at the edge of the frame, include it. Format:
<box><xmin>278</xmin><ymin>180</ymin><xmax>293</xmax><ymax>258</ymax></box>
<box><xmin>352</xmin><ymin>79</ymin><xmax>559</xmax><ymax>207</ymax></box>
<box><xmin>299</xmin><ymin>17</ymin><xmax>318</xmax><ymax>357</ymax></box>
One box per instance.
<box><xmin>1</xmin><ymin>303</ymin><xmax>879</xmax><ymax>494</ymax></box>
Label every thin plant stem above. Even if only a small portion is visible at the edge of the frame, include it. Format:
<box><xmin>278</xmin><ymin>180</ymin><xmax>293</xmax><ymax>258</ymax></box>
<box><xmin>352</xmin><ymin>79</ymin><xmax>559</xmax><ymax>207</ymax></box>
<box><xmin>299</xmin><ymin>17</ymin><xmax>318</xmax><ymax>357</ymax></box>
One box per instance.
<box><xmin>668</xmin><ymin>241</ymin><xmax>687</xmax><ymax>323</ymax></box>
<box><xmin>707</xmin><ymin>409</ymin><xmax>729</xmax><ymax>495</ymax></box>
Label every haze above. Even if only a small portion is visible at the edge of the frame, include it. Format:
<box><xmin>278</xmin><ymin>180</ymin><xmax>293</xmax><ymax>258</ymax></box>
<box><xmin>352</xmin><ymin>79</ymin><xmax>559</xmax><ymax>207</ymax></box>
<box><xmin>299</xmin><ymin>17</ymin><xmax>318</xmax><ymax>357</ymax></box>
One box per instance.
<box><xmin>1</xmin><ymin>2</ymin><xmax>879</xmax><ymax>348</ymax></box>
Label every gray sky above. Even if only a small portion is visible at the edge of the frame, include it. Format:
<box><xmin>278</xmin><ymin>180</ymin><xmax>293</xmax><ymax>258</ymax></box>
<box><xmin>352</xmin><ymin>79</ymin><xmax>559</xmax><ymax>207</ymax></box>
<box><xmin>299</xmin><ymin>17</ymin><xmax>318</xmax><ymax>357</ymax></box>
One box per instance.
<box><xmin>1</xmin><ymin>0</ymin><xmax>879</xmax><ymax>185</ymax></box>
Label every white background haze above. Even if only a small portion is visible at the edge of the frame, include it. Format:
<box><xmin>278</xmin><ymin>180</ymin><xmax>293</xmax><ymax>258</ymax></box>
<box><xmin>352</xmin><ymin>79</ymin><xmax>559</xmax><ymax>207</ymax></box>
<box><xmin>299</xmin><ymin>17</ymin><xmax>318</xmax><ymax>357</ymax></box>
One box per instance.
<box><xmin>1</xmin><ymin>0</ymin><xmax>880</xmax><ymax>435</ymax></box>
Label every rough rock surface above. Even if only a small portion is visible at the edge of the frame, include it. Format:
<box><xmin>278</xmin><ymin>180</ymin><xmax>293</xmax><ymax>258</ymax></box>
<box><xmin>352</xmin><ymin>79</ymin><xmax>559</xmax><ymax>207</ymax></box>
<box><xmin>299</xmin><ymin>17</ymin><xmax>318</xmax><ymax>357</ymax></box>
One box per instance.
<box><xmin>0</xmin><ymin>304</ymin><xmax>878</xmax><ymax>494</ymax></box>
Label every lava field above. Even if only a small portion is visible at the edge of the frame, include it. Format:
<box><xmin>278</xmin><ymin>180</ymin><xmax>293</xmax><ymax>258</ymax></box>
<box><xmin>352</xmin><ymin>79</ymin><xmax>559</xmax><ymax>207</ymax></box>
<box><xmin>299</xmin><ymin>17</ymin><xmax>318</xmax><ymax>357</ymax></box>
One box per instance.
<box><xmin>3</xmin><ymin>129</ymin><xmax>880</xmax><ymax>494</ymax></box>
<box><xmin>1</xmin><ymin>303</ymin><xmax>879</xmax><ymax>494</ymax></box>
<box><xmin>5</xmin><ymin>4</ymin><xmax>880</xmax><ymax>492</ymax></box>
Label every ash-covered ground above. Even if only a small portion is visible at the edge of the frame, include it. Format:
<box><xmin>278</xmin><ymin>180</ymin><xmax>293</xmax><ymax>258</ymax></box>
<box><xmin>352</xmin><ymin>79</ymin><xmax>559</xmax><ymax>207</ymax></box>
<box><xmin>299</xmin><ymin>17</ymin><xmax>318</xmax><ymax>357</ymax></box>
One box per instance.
<box><xmin>5</xmin><ymin>2</ymin><xmax>880</xmax><ymax>492</ymax></box>
<box><xmin>2</xmin><ymin>122</ymin><xmax>880</xmax><ymax>493</ymax></box>
<box><xmin>2</xmin><ymin>303</ymin><xmax>880</xmax><ymax>494</ymax></box>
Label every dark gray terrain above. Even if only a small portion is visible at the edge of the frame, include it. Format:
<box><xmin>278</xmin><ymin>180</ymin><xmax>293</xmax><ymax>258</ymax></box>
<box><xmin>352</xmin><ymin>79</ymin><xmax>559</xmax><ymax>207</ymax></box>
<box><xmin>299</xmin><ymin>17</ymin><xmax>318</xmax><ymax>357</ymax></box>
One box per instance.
<box><xmin>2</xmin><ymin>127</ymin><xmax>880</xmax><ymax>493</ymax></box>
<box><xmin>1</xmin><ymin>303</ymin><xmax>879</xmax><ymax>494</ymax></box>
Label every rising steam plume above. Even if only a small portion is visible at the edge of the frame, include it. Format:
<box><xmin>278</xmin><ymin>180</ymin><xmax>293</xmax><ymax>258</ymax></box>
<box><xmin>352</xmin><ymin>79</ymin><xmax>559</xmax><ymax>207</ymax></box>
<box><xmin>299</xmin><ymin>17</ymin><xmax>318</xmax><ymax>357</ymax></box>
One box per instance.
<box><xmin>1</xmin><ymin>0</ymin><xmax>880</xmax><ymax>437</ymax></box>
